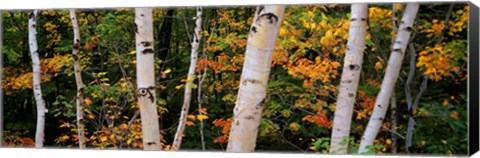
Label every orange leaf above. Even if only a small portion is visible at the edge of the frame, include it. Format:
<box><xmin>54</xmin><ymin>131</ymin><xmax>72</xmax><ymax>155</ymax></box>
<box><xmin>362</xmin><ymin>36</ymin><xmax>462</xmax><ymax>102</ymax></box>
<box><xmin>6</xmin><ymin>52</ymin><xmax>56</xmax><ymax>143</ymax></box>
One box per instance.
<box><xmin>84</xmin><ymin>98</ymin><xmax>92</xmax><ymax>105</ymax></box>
<box><xmin>185</xmin><ymin>121</ymin><xmax>195</xmax><ymax>126</ymax></box>
<box><xmin>199</xmin><ymin>108</ymin><xmax>208</xmax><ymax>114</ymax></box>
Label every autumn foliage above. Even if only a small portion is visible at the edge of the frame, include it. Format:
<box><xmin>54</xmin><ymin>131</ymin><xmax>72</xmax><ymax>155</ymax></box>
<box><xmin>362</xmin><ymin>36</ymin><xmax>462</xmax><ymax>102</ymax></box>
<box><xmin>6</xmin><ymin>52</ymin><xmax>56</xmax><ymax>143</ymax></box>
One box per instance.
<box><xmin>1</xmin><ymin>3</ymin><xmax>469</xmax><ymax>155</ymax></box>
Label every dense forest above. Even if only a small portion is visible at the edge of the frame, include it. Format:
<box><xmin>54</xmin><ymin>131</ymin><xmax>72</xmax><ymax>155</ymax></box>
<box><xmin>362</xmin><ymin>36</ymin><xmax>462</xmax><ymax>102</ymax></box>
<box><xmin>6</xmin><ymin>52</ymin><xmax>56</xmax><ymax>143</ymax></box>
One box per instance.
<box><xmin>0</xmin><ymin>2</ymin><xmax>469</xmax><ymax>155</ymax></box>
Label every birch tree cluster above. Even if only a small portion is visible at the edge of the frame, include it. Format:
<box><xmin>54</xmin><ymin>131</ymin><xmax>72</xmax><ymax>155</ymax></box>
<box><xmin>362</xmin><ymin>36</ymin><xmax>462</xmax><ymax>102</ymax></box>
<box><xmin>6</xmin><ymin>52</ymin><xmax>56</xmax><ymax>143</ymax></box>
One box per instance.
<box><xmin>0</xmin><ymin>3</ymin><xmax>468</xmax><ymax>155</ymax></box>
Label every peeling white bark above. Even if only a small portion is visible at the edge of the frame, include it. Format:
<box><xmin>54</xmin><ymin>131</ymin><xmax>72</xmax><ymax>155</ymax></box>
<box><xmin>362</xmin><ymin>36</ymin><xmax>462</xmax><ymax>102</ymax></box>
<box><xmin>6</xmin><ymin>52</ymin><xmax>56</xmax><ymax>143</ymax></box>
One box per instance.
<box><xmin>29</xmin><ymin>10</ymin><xmax>46</xmax><ymax>148</ymax></box>
<box><xmin>135</xmin><ymin>8</ymin><xmax>162</xmax><ymax>151</ymax></box>
<box><xmin>329</xmin><ymin>4</ymin><xmax>368</xmax><ymax>154</ymax></box>
<box><xmin>358</xmin><ymin>3</ymin><xmax>420</xmax><ymax>154</ymax></box>
<box><xmin>172</xmin><ymin>7</ymin><xmax>203</xmax><ymax>151</ymax></box>
<box><xmin>69</xmin><ymin>9</ymin><xmax>86</xmax><ymax>149</ymax></box>
<box><xmin>226</xmin><ymin>5</ymin><xmax>286</xmax><ymax>152</ymax></box>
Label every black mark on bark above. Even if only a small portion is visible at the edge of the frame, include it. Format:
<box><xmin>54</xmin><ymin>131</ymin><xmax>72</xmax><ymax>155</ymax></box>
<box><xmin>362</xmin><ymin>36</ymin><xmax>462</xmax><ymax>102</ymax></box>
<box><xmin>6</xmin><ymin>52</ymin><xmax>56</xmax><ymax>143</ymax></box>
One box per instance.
<box><xmin>349</xmin><ymin>64</ymin><xmax>360</xmax><ymax>70</ymax></box>
<box><xmin>242</xmin><ymin>79</ymin><xmax>262</xmax><ymax>85</ymax></box>
<box><xmin>73</xmin><ymin>43</ymin><xmax>80</xmax><ymax>50</ymax></box>
<box><xmin>147</xmin><ymin>142</ymin><xmax>156</xmax><ymax>145</ymax></box>
<box><xmin>257</xmin><ymin>13</ymin><xmax>279</xmax><ymax>24</ymax></box>
<box><xmin>342</xmin><ymin>80</ymin><xmax>353</xmax><ymax>84</ymax></box>
<box><xmin>393</xmin><ymin>48</ymin><xmax>402</xmax><ymax>53</ymax></box>
<box><xmin>141</xmin><ymin>41</ymin><xmax>152</xmax><ymax>47</ymax></box>
<box><xmin>142</xmin><ymin>48</ymin><xmax>154</xmax><ymax>54</ymax></box>
<box><xmin>72</xmin><ymin>54</ymin><xmax>79</xmax><ymax>61</ymax></box>
<box><xmin>251</xmin><ymin>26</ymin><xmax>257</xmax><ymax>33</ymax></box>
<box><xmin>137</xmin><ymin>86</ymin><xmax>155</xmax><ymax>103</ymax></box>
<box><xmin>29</xmin><ymin>12</ymin><xmax>35</xmax><ymax>20</ymax></box>
<box><xmin>257</xmin><ymin>6</ymin><xmax>265</xmax><ymax>15</ymax></box>
<box><xmin>134</xmin><ymin>23</ymin><xmax>138</xmax><ymax>33</ymax></box>
<box><xmin>348</xmin><ymin>93</ymin><xmax>355</xmax><ymax>97</ymax></box>
<box><xmin>245</xmin><ymin>115</ymin><xmax>255</xmax><ymax>120</ymax></box>
<box><xmin>404</xmin><ymin>26</ymin><xmax>413</xmax><ymax>31</ymax></box>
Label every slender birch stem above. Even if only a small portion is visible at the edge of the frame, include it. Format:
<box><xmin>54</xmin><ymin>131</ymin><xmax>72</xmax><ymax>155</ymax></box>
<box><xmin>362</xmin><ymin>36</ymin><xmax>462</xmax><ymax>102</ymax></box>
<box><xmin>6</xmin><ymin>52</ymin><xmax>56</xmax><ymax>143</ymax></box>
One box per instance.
<box><xmin>358</xmin><ymin>3</ymin><xmax>419</xmax><ymax>154</ymax></box>
<box><xmin>135</xmin><ymin>8</ymin><xmax>162</xmax><ymax>151</ymax></box>
<box><xmin>172</xmin><ymin>7</ymin><xmax>203</xmax><ymax>151</ymax></box>
<box><xmin>29</xmin><ymin>10</ymin><xmax>47</xmax><ymax>148</ymax></box>
<box><xmin>69</xmin><ymin>9</ymin><xmax>87</xmax><ymax>149</ymax></box>
<box><xmin>390</xmin><ymin>4</ymin><xmax>399</xmax><ymax>154</ymax></box>
<box><xmin>329</xmin><ymin>4</ymin><xmax>368</xmax><ymax>154</ymax></box>
<box><xmin>226</xmin><ymin>5</ymin><xmax>285</xmax><ymax>152</ymax></box>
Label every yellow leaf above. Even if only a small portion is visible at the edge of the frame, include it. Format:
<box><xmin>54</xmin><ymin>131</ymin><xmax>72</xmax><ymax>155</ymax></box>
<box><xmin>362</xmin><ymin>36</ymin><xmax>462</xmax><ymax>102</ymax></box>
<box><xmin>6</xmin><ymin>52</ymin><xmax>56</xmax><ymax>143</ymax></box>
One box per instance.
<box><xmin>128</xmin><ymin>51</ymin><xmax>136</xmax><ymax>55</ymax></box>
<box><xmin>120</xmin><ymin>82</ymin><xmax>127</xmax><ymax>87</ymax></box>
<box><xmin>164</xmin><ymin>68</ymin><xmax>172</xmax><ymax>74</ymax></box>
<box><xmin>395</xmin><ymin>4</ymin><xmax>403</xmax><ymax>11</ymax></box>
<box><xmin>289</xmin><ymin>122</ymin><xmax>300</xmax><ymax>132</ymax></box>
<box><xmin>196</xmin><ymin>114</ymin><xmax>209</xmax><ymax>121</ymax></box>
<box><xmin>386</xmin><ymin>139</ymin><xmax>392</xmax><ymax>145</ymax></box>
<box><xmin>100</xmin><ymin>136</ymin><xmax>108</xmax><ymax>142</ymax></box>
<box><xmin>175</xmin><ymin>84</ymin><xmax>184</xmax><ymax>89</ymax></box>
<box><xmin>375</xmin><ymin>61</ymin><xmax>383</xmax><ymax>71</ymax></box>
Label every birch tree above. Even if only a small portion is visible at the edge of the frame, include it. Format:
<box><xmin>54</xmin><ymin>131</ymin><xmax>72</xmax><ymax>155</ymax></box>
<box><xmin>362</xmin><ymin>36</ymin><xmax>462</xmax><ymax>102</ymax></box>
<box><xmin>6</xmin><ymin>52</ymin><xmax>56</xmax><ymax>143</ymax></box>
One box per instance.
<box><xmin>172</xmin><ymin>7</ymin><xmax>203</xmax><ymax>151</ymax></box>
<box><xmin>329</xmin><ymin>4</ymin><xmax>368</xmax><ymax>154</ymax></box>
<box><xmin>135</xmin><ymin>8</ymin><xmax>162</xmax><ymax>150</ymax></box>
<box><xmin>358</xmin><ymin>3</ymin><xmax>420</xmax><ymax>153</ymax></box>
<box><xmin>69</xmin><ymin>9</ymin><xmax>86</xmax><ymax>149</ymax></box>
<box><xmin>29</xmin><ymin>10</ymin><xmax>47</xmax><ymax>148</ymax></box>
<box><xmin>226</xmin><ymin>5</ymin><xmax>286</xmax><ymax>152</ymax></box>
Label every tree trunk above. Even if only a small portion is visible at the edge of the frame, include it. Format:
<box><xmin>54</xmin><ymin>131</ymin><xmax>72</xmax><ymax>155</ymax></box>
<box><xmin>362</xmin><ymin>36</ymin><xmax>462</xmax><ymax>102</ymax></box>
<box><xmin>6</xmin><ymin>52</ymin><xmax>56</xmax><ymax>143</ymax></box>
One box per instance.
<box><xmin>329</xmin><ymin>4</ymin><xmax>368</xmax><ymax>154</ymax></box>
<box><xmin>172</xmin><ymin>7</ymin><xmax>203</xmax><ymax>151</ymax></box>
<box><xmin>358</xmin><ymin>3</ymin><xmax>419</xmax><ymax>154</ymax></box>
<box><xmin>226</xmin><ymin>5</ymin><xmax>286</xmax><ymax>152</ymax></box>
<box><xmin>390</xmin><ymin>92</ymin><xmax>397</xmax><ymax>153</ymax></box>
<box><xmin>135</xmin><ymin>8</ymin><xmax>162</xmax><ymax>151</ymax></box>
<box><xmin>69</xmin><ymin>9</ymin><xmax>87</xmax><ymax>149</ymax></box>
<box><xmin>157</xmin><ymin>9</ymin><xmax>175</xmax><ymax>100</ymax></box>
<box><xmin>29</xmin><ymin>10</ymin><xmax>47</xmax><ymax>148</ymax></box>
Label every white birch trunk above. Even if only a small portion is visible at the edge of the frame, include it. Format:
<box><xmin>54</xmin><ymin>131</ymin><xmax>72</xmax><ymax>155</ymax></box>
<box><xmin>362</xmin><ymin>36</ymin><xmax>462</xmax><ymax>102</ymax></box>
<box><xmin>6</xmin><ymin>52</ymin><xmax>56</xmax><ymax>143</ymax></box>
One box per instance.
<box><xmin>69</xmin><ymin>9</ymin><xmax>86</xmax><ymax>149</ymax></box>
<box><xmin>135</xmin><ymin>8</ymin><xmax>162</xmax><ymax>151</ymax></box>
<box><xmin>172</xmin><ymin>7</ymin><xmax>203</xmax><ymax>151</ymax></box>
<box><xmin>329</xmin><ymin>4</ymin><xmax>368</xmax><ymax>154</ymax></box>
<box><xmin>358</xmin><ymin>3</ymin><xmax>419</xmax><ymax>154</ymax></box>
<box><xmin>29</xmin><ymin>10</ymin><xmax>47</xmax><ymax>148</ymax></box>
<box><xmin>226</xmin><ymin>5</ymin><xmax>285</xmax><ymax>152</ymax></box>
